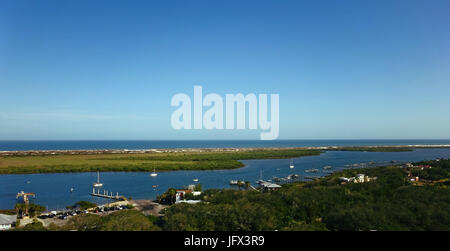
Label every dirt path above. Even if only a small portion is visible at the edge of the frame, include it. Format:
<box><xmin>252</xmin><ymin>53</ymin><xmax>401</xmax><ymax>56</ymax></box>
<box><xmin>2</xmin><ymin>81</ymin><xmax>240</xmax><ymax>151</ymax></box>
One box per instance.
<box><xmin>131</xmin><ymin>200</ymin><xmax>167</xmax><ymax>216</ymax></box>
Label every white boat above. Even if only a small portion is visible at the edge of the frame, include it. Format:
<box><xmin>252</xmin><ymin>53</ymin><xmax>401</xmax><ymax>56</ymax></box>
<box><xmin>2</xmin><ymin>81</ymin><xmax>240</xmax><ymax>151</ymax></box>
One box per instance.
<box><xmin>289</xmin><ymin>159</ymin><xmax>294</xmax><ymax>169</ymax></box>
<box><xmin>93</xmin><ymin>171</ymin><xmax>103</xmax><ymax>187</ymax></box>
<box><xmin>150</xmin><ymin>167</ymin><xmax>158</xmax><ymax>177</ymax></box>
<box><xmin>193</xmin><ymin>178</ymin><xmax>199</xmax><ymax>182</ymax></box>
<box><xmin>287</xmin><ymin>174</ymin><xmax>299</xmax><ymax>179</ymax></box>
<box><xmin>323</xmin><ymin>165</ymin><xmax>332</xmax><ymax>170</ymax></box>
<box><xmin>305</xmin><ymin>168</ymin><xmax>319</xmax><ymax>173</ymax></box>
<box><xmin>230</xmin><ymin>180</ymin><xmax>245</xmax><ymax>185</ymax></box>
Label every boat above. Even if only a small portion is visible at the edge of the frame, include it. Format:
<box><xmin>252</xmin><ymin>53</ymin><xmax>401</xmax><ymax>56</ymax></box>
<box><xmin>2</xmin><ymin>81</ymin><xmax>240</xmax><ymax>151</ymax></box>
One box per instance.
<box><xmin>193</xmin><ymin>178</ymin><xmax>199</xmax><ymax>182</ymax></box>
<box><xmin>150</xmin><ymin>167</ymin><xmax>158</xmax><ymax>177</ymax></box>
<box><xmin>230</xmin><ymin>180</ymin><xmax>245</xmax><ymax>185</ymax></box>
<box><xmin>305</xmin><ymin>168</ymin><xmax>319</xmax><ymax>173</ymax></box>
<box><xmin>286</xmin><ymin>174</ymin><xmax>299</xmax><ymax>180</ymax></box>
<box><xmin>93</xmin><ymin>171</ymin><xmax>103</xmax><ymax>187</ymax></box>
<box><xmin>70</xmin><ymin>187</ymin><xmax>74</xmax><ymax>193</ymax></box>
<box><xmin>289</xmin><ymin>159</ymin><xmax>294</xmax><ymax>169</ymax></box>
<box><xmin>323</xmin><ymin>165</ymin><xmax>332</xmax><ymax>170</ymax></box>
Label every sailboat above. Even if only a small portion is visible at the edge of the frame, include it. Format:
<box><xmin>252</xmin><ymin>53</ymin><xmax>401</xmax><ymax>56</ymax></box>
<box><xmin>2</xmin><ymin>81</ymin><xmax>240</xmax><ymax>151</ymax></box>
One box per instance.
<box><xmin>289</xmin><ymin>159</ymin><xmax>295</xmax><ymax>169</ymax></box>
<box><xmin>150</xmin><ymin>166</ymin><xmax>158</xmax><ymax>177</ymax></box>
<box><xmin>93</xmin><ymin>171</ymin><xmax>103</xmax><ymax>187</ymax></box>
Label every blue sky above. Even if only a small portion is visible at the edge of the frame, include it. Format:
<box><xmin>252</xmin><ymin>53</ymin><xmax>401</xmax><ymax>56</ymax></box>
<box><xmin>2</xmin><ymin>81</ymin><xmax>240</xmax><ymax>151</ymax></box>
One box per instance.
<box><xmin>0</xmin><ymin>0</ymin><xmax>449</xmax><ymax>140</ymax></box>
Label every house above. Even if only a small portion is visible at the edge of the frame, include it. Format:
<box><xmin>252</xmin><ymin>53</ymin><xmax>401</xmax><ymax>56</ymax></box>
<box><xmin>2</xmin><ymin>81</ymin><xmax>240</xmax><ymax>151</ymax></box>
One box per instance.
<box><xmin>405</xmin><ymin>163</ymin><xmax>414</xmax><ymax>168</ymax></box>
<box><xmin>417</xmin><ymin>165</ymin><xmax>432</xmax><ymax>170</ymax></box>
<box><xmin>175</xmin><ymin>189</ymin><xmax>191</xmax><ymax>202</ymax></box>
<box><xmin>175</xmin><ymin>189</ymin><xmax>202</xmax><ymax>203</ymax></box>
<box><xmin>0</xmin><ymin>214</ymin><xmax>17</xmax><ymax>231</ymax></box>
<box><xmin>340</xmin><ymin>174</ymin><xmax>376</xmax><ymax>184</ymax></box>
<box><xmin>339</xmin><ymin>177</ymin><xmax>350</xmax><ymax>182</ymax></box>
<box><xmin>355</xmin><ymin>174</ymin><xmax>365</xmax><ymax>183</ymax></box>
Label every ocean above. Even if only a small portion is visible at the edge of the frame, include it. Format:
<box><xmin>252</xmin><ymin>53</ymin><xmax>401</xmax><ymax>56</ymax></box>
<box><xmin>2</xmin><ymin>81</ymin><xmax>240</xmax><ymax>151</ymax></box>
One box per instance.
<box><xmin>1</xmin><ymin>139</ymin><xmax>450</xmax><ymax>151</ymax></box>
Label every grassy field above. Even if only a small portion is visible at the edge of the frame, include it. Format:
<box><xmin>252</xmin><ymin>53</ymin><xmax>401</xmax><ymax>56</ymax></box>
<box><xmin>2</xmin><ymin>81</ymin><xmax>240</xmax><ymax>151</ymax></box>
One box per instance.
<box><xmin>0</xmin><ymin>149</ymin><xmax>322</xmax><ymax>174</ymax></box>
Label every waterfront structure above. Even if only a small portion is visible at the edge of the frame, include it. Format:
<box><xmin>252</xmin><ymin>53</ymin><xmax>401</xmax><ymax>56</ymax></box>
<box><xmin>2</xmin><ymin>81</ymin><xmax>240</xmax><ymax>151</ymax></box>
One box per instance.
<box><xmin>257</xmin><ymin>180</ymin><xmax>282</xmax><ymax>191</ymax></box>
<box><xmin>91</xmin><ymin>188</ymin><xmax>126</xmax><ymax>201</ymax></box>
<box><xmin>0</xmin><ymin>214</ymin><xmax>16</xmax><ymax>231</ymax></box>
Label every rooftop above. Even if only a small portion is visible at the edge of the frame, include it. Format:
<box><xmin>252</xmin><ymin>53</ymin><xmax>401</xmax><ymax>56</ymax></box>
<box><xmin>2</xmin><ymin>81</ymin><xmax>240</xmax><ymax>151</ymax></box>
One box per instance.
<box><xmin>0</xmin><ymin>214</ymin><xmax>16</xmax><ymax>225</ymax></box>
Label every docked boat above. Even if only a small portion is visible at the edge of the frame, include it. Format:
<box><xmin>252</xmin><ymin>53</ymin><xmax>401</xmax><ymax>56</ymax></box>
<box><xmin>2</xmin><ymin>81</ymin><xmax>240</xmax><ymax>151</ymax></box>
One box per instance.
<box><xmin>286</xmin><ymin>174</ymin><xmax>299</xmax><ymax>179</ymax></box>
<box><xmin>93</xmin><ymin>171</ymin><xmax>103</xmax><ymax>187</ymax></box>
<box><xmin>305</xmin><ymin>168</ymin><xmax>319</xmax><ymax>173</ymax></box>
<box><xmin>230</xmin><ymin>180</ymin><xmax>245</xmax><ymax>185</ymax></box>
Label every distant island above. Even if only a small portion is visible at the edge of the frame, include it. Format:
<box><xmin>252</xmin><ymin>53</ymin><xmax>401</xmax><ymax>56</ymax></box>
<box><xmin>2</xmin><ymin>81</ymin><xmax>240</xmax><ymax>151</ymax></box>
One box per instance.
<box><xmin>0</xmin><ymin>145</ymin><xmax>449</xmax><ymax>174</ymax></box>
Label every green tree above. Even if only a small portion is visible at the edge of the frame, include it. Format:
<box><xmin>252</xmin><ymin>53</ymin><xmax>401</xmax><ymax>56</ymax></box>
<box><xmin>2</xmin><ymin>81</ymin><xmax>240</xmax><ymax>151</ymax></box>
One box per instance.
<box><xmin>64</xmin><ymin>214</ymin><xmax>104</xmax><ymax>231</ymax></box>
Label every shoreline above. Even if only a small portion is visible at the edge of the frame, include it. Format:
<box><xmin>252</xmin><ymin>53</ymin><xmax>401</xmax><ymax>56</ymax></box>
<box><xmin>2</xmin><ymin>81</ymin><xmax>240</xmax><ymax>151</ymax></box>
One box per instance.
<box><xmin>1</xmin><ymin>144</ymin><xmax>450</xmax><ymax>156</ymax></box>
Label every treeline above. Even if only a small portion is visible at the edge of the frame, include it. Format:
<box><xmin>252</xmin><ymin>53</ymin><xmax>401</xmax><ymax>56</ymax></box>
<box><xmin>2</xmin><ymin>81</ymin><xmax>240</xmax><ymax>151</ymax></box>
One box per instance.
<box><xmin>160</xmin><ymin>159</ymin><xmax>450</xmax><ymax>231</ymax></box>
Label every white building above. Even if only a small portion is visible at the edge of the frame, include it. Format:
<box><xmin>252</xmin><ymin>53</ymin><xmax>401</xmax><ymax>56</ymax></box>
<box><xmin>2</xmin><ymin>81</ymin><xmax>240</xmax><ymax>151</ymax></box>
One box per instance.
<box><xmin>0</xmin><ymin>214</ymin><xmax>17</xmax><ymax>231</ymax></box>
<box><xmin>356</xmin><ymin>174</ymin><xmax>365</xmax><ymax>183</ymax></box>
<box><xmin>192</xmin><ymin>191</ymin><xmax>202</xmax><ymax>196</ymax></box>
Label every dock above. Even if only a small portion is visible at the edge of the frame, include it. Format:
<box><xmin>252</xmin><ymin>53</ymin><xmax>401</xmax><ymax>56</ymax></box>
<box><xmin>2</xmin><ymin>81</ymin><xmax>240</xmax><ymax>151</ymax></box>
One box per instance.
<box><xmin>256</xmin><ymin>180</ymin><xmax>282</xmax><ymax>191</ymax></box>
<box><xmin>91</xmin><ymin>188</ymin><xmax>126</xmax><ymax>201</ymax></box>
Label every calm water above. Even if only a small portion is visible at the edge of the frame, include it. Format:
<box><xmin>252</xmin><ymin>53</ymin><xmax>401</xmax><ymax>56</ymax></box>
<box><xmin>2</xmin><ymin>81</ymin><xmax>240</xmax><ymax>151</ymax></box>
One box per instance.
<box><xmin>1</xmin><ymin>139</ymin><xmax>450</xmax><ymax>151</ymax></box>
<box><xmin>1</xmin><ymin>148</ymin><xmax>450</xmax><ymax>210</ymax></box>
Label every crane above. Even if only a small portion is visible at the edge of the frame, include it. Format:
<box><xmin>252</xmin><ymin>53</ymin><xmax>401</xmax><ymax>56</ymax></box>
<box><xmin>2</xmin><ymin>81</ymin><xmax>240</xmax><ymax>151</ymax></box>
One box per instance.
<box><xmin>16</xmin><ymin>191</ymin><xmax>35</xmax><ymax>215</ymax></box>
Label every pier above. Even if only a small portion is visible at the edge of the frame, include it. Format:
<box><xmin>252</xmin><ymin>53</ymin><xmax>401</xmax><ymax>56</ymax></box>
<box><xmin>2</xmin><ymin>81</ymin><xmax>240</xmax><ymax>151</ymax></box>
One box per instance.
<box><xmin>91</xmin><ymin>188</ymin><xmax>126</xmax><ymax>201</ymax></box>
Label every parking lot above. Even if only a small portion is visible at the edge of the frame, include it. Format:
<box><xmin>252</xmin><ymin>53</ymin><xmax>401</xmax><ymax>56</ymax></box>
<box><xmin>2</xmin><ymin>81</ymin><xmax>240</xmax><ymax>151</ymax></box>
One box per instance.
<box><xmin>36</xmin><ymin>205</ymin><xmax>131</xmax><ymax>227</ymax></box>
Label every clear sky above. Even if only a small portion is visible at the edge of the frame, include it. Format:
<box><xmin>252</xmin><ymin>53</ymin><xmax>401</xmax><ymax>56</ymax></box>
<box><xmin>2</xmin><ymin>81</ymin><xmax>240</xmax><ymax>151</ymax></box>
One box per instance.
<box><xmin>0</xmin><ymin>0</ymin><xmax>449</xmax><ymax>140</ymax></box>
